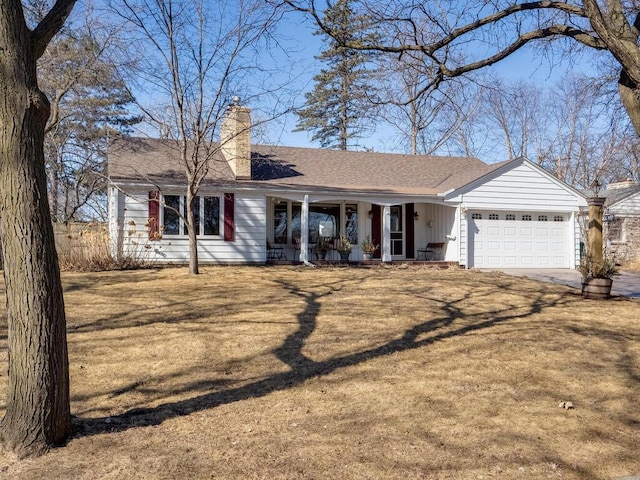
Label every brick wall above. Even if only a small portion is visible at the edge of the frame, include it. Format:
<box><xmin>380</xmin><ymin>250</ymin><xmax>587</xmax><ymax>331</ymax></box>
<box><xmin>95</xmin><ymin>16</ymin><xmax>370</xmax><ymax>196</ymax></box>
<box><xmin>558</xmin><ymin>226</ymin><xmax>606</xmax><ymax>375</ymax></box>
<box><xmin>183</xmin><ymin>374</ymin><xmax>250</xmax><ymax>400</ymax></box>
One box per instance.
<box><xmin>605</xmin><ymin>217</ymin><xmax>640</xmax><ymax>264</ymax></box>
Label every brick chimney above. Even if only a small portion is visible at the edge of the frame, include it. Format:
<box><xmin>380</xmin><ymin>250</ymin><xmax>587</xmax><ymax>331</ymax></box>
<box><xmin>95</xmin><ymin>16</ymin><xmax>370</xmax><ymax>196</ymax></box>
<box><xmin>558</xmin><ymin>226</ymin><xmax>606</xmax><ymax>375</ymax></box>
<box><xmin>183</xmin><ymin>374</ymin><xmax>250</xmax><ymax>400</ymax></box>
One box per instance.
<box><xmin>221</xmin><ymin>100</ymin><xmax>251</xmax><ymax>179</ymax></box>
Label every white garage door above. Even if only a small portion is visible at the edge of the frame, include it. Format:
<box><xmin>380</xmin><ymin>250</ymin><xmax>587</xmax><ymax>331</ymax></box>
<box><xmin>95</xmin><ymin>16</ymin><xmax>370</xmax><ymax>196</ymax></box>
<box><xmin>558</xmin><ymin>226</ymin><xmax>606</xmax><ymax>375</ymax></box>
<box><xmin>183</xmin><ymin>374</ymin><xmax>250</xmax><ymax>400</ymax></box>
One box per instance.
<box><xmin>470</xmin><ymin>211</ymin><xmax>571</xmax><ymax>268</ymax></box>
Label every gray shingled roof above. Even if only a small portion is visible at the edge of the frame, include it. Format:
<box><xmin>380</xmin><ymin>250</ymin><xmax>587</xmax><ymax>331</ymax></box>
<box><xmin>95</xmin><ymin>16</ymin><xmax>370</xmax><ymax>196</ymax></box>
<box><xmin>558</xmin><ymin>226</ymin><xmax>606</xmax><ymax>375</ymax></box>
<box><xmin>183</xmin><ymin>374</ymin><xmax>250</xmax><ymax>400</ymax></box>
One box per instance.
<box><xmin>108</xmin><ymin>137</ymin><xmax>494</xmax><ymax>195</ymax></box>
<box><xmin>603</xmin><ymin>184</ymin><xmax>640</xmax><ymax>207</ymax></box>
<box><xmin>108</xmin><ymin>137</ymin><xmax>235</xmax><ymax>184</ymax></box>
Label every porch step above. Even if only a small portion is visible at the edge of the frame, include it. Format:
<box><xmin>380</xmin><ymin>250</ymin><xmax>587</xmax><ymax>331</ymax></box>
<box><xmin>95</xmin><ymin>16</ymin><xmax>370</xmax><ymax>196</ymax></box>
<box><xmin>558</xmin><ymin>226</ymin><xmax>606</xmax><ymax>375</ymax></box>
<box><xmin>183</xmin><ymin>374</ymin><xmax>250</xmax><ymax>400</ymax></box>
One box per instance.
<box><xmin>265</xmin><ymin>260</ymin><xmax>462</xmax><ymax>269</ymax></box>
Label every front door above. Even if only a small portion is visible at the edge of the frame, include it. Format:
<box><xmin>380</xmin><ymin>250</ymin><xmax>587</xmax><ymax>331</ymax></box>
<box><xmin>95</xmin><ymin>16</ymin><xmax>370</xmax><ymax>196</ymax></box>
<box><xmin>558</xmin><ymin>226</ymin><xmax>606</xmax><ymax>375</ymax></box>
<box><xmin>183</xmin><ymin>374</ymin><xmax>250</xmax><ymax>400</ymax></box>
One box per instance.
<box><xmin>390</xmin><ymin>205</ymin><xmax>404</xmax><ymax>258</ymax></box>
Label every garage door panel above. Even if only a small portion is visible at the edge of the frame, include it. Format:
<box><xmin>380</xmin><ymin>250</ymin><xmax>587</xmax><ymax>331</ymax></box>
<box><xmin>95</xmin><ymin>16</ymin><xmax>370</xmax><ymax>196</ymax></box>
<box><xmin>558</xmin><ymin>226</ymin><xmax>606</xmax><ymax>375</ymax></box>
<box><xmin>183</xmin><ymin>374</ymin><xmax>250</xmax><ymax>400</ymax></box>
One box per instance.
<box><xmin>503</xmin><ymin>242</ymin><xmax>517</xmax><ymax>251</ymax></box>
<box><xmin>521</xmin><ymin>256</ymin><xmax>534</xmax><ymax>266</ymax></box>
<box><xmin>471</xmin><ymin>212</ymin><xmax>570</xmax><ymax>269</ymax></box>
<box><xmin>488</xmin><ymin>241</ymin><xmax>500</xmax><ymax>251</ymax></box>
<box><xmin>504</xmin><ymin>256</ymin><xmax>517</xmax><ymax>266</ymax></box>
<box><xmin>536</xmin><ymin>256</ymin><xmax>550</xmax><ymax>266</ymax></box>
<box><xmin>487</xmin><ymin>256</ymin><xmax>502</xmax><ymax>266</ymax></box>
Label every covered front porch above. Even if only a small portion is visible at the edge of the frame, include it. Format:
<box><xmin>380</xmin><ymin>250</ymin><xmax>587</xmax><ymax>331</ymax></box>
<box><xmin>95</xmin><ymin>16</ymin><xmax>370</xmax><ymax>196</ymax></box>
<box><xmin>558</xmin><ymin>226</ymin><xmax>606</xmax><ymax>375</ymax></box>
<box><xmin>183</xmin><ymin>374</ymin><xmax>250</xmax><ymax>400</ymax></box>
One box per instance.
<box><xmin>266</xmin><ymin>194</ymin><xmax>461</xmax><ymax>264</ymax></box>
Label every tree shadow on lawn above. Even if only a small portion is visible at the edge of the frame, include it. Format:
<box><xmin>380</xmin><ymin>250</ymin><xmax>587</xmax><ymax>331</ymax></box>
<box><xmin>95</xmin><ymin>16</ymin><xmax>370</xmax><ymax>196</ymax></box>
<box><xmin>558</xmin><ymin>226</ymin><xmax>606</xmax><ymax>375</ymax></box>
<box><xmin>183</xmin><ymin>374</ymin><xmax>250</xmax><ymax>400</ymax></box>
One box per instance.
<box><xmin>73</xmin><ymin>274</ymin><xmax>578</xmax><ymax>439</ymax></box>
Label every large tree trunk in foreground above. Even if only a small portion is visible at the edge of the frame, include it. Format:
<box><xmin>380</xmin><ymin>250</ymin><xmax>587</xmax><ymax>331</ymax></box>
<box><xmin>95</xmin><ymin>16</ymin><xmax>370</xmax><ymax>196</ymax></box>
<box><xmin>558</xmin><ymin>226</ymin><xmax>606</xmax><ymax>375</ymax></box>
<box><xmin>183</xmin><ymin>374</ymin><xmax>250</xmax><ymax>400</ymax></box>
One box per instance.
<box><xmin>619</xmin><ymin>69</ymin><xmax>640</xmax><ymax>137</ymax></box>
<box><xmin>0</xmin><ymin>0</ymin><xmax>72</xmax><ymax>457</ymax></box>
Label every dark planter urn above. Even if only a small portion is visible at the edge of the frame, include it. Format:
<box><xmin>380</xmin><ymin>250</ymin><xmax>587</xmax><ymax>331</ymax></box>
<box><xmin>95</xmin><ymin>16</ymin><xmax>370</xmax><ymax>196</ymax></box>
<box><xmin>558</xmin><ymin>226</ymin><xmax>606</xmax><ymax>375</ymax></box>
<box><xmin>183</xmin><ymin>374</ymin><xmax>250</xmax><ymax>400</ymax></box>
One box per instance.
<box><xmin>339</xmin><ymin>251</ymin><xmax>350</xmax><ymax>261</ymax></box>
<box><xmin>581</xmin><ymin>277</ymin><xmax>613</xmax><ymax>299</ymax></box>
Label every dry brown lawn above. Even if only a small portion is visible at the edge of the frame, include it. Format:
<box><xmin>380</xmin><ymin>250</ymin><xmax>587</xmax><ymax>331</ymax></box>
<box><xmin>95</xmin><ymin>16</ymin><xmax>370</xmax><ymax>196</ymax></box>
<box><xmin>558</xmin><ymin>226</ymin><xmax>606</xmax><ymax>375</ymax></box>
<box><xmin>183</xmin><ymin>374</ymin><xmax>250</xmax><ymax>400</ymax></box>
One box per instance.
<box><xmin>0</xmin><ymin>265</ymin><xmax>638</xmax><ymax>480</ymax></box>
<box><xmin>623</xmin><ymin>258</ymin><xmax>640</xmax><ymax>273</ymax></box>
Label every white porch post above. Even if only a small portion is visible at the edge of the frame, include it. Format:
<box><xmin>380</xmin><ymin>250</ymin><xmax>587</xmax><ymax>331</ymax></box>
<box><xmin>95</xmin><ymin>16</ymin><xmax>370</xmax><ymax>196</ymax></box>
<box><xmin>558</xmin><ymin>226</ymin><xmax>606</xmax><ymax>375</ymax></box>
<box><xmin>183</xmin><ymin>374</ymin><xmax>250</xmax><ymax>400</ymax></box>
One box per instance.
<box><xmin>107</xmin><ymin>185</ymin><xmax>121</xmax><ymax>262</ymax></box>
<box><xmin>382</xmin><ymin>204</ymin><xmax>391</xmax><ymax>262</ymax></box>
<box><xmin>301</xmin><ymin>194</ymin><xmax>309</xmax><ymax>262</ymax></box>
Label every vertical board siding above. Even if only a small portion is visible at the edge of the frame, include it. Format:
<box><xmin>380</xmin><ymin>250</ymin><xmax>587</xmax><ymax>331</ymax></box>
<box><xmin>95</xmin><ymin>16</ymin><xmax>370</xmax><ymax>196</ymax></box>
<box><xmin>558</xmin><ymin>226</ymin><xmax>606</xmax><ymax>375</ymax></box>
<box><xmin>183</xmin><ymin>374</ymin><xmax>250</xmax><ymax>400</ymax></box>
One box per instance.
<box><xmin>573</xmin><ymin>213</ymin><xmax>581</xmax><ymax>269</ymax></box>
<box><xmin>419</xmin><ymin>204</ymin><xmax>458</xmax><ymax>261</ymax></box>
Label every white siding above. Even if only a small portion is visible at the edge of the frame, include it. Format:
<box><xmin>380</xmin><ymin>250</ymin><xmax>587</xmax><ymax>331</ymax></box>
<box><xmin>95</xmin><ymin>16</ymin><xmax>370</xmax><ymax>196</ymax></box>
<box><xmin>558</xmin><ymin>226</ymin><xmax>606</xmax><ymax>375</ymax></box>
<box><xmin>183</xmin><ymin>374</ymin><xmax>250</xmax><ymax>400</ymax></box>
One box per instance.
<box><xmin>450</xmin><ymin>161</ymin><xmax>585</xmax><ymax>269</ymax></box>
<box><xmin>459</xmin><ymin>209</ymin><xmax>468</xmax><ymax>267</ymax></box>
<box><xmin>609</xmin><ymin>191</ymin><xmax>640</xmax><ymax>216</ymax></box>
<box><xmin>118</xmin><ymin>186</ymin><xmax>266</xmax><ymax>264</ymax></box>
<box><xmin>414</xmin><ymin>203</ymin><xmax>458</xmax><ymax>261</ymax></box>
<box><xmin>458</xmin><ymin>162</ymin><xmax>583</xmax><ymax>211</ymax></box>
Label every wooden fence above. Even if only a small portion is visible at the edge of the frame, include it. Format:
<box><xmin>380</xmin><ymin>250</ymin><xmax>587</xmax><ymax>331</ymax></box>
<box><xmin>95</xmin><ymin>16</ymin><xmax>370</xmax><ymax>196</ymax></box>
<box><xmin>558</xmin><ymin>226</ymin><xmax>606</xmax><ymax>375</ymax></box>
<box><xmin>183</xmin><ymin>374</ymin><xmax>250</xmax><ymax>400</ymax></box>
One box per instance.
<box><xmin>0</xmin><ymin>222</ymin><xmax>108</xmax><ymax>271</ymax></box>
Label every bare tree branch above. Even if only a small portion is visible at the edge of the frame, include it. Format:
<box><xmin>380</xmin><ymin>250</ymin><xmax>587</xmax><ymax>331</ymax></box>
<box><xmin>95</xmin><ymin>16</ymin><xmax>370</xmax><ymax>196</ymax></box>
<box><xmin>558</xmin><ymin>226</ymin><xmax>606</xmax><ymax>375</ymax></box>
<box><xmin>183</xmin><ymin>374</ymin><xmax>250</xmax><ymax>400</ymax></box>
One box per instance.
<box><xmin>31</xmin><ymin>0</ymin><xmax>78</xmax><ymax>58</ymax></box>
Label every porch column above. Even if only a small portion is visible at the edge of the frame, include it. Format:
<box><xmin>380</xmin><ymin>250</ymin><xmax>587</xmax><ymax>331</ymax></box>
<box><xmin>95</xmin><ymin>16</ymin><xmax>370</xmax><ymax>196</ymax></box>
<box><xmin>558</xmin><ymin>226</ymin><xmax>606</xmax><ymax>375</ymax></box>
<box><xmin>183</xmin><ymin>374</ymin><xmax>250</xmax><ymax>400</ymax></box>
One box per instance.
<box><xmin>301</xmin><ymin>194</ymin><xmax>309</xmax><ymax>262</ymax></box>
<box><xmin>587</xmin><ymin>196</ymin><xmax>605</xmax><ymax>264</ymax></box>
<box><xmin>382</xmin><ymin>204</ymin><xmax>391</xmax><ymax>262</ymax></box>
<box><xmin>107</xmin><ymin>185</ymin><xmax>122</xmax><ymax>262</ymax></box>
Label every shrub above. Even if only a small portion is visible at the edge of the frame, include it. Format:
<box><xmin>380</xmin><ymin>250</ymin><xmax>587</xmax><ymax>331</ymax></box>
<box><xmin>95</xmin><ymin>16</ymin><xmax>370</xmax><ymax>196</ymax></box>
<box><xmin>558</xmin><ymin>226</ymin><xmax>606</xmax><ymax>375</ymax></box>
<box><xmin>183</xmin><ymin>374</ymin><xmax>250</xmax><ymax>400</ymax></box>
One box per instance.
<box><xmin>57</xmin><ymin>222</ymin><xmax>117</xmax><ymax>271</ymax></box>
<box><xmin>578</xmin><ymin>254</ymin><xmax>619</xmax><ymax>279</ymax></box>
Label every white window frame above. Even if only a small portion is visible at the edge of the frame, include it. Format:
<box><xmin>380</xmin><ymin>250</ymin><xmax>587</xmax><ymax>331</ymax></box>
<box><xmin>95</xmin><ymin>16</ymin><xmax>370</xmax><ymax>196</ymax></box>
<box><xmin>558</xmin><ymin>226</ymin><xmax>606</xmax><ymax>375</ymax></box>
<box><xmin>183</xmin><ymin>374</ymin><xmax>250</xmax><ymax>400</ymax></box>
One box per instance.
<box><xmin>161</xmin><ymin>194</ymin><xmax>222</xmax><ymax>238</ymax></box>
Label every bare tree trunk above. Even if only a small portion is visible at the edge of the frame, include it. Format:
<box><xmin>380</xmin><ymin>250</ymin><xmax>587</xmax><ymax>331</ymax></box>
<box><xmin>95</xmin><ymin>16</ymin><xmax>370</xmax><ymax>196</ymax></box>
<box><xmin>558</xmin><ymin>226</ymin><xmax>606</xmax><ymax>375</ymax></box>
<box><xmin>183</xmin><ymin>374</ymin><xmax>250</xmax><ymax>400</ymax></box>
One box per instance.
<box><xmin>410</xmin><ymin>99</ymin><xmax>417</xmax><ymax>155</ymax></box>
<box><xmin>619</xmin><ymin>69</ymin><xmax>640</xmax><ymax>137</ymax></box>
<box><xmin>0</xmin><ymin>0</ymin><xmax>72</xmax><ymax>457</ymax></box>
<box><xmin>186</xmin><ymin>189</ymin><xmax>199</xmax><ymax>274</ymax></box>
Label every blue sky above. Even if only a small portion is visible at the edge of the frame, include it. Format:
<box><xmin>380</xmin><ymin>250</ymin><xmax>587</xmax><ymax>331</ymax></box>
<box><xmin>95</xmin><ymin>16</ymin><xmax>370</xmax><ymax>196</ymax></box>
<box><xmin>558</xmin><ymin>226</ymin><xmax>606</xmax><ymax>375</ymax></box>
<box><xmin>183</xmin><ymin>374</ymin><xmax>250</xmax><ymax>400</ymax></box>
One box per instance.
<box><xmin>262</xmin><ymin>9</ymin><xmax>602</xmax><ymax>159</ymax></box>
<box><xmin>82</xmin><ymin>0</ymin><xmax>609</xmax><ymax>163</ymax></box>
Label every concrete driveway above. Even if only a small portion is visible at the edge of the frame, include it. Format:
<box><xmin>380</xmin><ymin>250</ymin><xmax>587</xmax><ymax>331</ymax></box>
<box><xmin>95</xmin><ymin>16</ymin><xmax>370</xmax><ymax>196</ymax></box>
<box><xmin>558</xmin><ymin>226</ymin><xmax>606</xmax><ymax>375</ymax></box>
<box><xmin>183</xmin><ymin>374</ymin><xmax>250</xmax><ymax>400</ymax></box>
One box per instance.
<box><xmin>483</xmin><ymin>269</ymin><xmax>640</xmax><ymax>298</ymax></box>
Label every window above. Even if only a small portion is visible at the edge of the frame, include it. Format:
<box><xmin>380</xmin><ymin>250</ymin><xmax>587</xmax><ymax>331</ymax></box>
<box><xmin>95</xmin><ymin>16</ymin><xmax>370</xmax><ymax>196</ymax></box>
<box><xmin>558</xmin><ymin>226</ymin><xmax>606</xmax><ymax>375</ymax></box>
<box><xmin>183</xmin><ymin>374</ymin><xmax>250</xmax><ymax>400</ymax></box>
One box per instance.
<box><xmin>471</xmin><ymin>213</ymin><xmax>482</xmax><ymax>220</ymax></box>
<box><xmin>203</xmin><ymin>197</ymin><xmax>220</xmax><ymax>235</ymax></box>
<box><xmin>553</xmin><ymin>215</ymin><xmax>564</xmax><ymax>222</ymax></box>
<box><xmin>345</xmin><ymin>204</ymin><xmax>358</xmax><ymax>244</ymax></box>
<box><xmin>162</xmin><ymin>194</ymin><xmax>220</xmax><ymax>236</ymax></box>
<box><xmin>273</xmin><ymin>202</ymin><xmax>287</xmax><ymax>243</ymax></box>
<box><xmin>607</xmin><ymin>218</ymin><xmax>624</xmax><ymax>242</ymax></box>
<box><xmin>505</xmin><ymin>214</ymin><xmax>516</xmax><ymax>221</ymax></box>
<box><xmin>522</xmin><ymin>214</ymin><xmax>532</xmax><ymax>221</ymax></box>
<box><xmin>538</xmin><ymin>215</ymin><xmax>548</xmax><ymax>222</ymax></box>
<box><xmin>310</xmin><ymin>204</ymin><xmax>340</xmax><ymax>242</ymax></box>
<box><xmin>163</xmin><ymin>195</ymin><xmax>181</xmax><ymax>235</ymax></box>
<box><xmin>489</xmin><ymin>213</ymin><xmax>499</xmax><ymax>220</ymax></box>
<box><xmin>279</xmin><ymin>200</ymin><xmax>355</xmax><ymax>244</ymax></box>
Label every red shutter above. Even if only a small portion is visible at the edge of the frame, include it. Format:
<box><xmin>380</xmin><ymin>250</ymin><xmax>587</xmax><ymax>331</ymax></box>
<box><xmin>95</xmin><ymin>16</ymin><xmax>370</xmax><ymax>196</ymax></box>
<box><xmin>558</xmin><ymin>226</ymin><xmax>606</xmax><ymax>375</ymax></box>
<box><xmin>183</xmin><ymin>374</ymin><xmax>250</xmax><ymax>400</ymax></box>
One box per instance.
<box><xmin>405</xmin><ymin>202</ymin><xmax>415</xmax><ymax>259</ymax></box>
<box><xmin>372</xmin><ymin>204</ymin><xmax>381</xmax><ymax>259</ymax></box>
<box><xmin>224</xmin><ymin>193</ymin><xmax>235</xmax><ymax>241</ymax></box>
<box><xmin>148</xmin><ymin>190</ymin><xmax>160</xmax><ymax>240</ymax></box>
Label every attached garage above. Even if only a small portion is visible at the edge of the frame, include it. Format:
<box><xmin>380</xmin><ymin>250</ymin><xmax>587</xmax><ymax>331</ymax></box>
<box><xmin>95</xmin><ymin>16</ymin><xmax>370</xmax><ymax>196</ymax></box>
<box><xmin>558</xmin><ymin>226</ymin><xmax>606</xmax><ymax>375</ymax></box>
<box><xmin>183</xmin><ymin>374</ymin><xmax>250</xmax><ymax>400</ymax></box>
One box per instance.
<box><xmin>445</xmin><ymin>157</ymin><xmax>587</xmax><ymax>270</ymax></box>
<box><xmin>469</xmin><ymin>211</ymin><xmax>572</xmax><ymax>268</ymax></box>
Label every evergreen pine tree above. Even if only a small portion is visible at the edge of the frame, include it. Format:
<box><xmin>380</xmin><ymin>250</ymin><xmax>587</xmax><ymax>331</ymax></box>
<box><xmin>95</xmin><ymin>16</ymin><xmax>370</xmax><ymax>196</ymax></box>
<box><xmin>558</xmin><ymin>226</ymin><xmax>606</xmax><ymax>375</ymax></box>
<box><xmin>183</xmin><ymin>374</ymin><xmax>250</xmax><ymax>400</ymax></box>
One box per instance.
<box><xmin>295</xmin><ymin>0</ymin><xmax>377</xmax><ymax>150</ymax></box>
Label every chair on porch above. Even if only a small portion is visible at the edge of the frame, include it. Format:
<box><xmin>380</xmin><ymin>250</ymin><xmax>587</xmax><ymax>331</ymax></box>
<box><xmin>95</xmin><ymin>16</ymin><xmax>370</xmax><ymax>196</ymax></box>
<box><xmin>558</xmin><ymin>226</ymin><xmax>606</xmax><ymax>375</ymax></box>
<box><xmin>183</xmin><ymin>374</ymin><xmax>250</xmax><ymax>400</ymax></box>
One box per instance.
<box><xmin>417</xmin><ymin>242</ymin><xmax>445</xmax><ymax>261</ymax></box>
<box><xmin>267</xmin><ymin>241</ymin><xmax>286</xmax><ymax>260</ymax></box>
